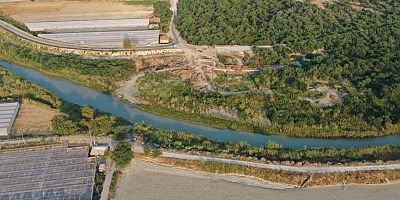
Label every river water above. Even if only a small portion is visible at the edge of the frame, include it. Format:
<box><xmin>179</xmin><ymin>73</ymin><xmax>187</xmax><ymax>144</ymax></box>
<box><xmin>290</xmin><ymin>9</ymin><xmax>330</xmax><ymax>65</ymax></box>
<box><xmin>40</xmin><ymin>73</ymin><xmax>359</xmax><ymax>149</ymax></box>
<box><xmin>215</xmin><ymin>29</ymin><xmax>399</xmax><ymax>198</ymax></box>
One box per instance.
<box><xmin>1</xmin><ymin>60</ymin><xmax>399</xmax><ymax>149</ymax></box>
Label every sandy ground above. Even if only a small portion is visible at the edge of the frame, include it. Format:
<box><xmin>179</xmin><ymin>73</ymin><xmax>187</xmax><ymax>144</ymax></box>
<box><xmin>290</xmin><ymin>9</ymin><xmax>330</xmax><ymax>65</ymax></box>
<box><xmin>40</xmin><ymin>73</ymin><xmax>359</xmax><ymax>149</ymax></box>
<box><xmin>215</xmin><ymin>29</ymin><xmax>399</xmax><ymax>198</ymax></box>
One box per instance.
<box><xmin>116</xmin><ymin>71</ymin><xmax>148</xmax><ymax>105</ymax></box>
<box><xmin>12</xmin><ymin>103</ymin><xmax>58</xmax><ymax>133</ymax></box>
<box><xmin>116</xmin><ymin>160</ymin><xmax>400</xmax><ymax>200</ymax></box>
<box><xmin>296</xmin><ymin>0</ymin><xmax>337</xmax><ymax>8</ymax></box>
<box><xmin>0</xmin><ymin>1</ymin><xmax>153</xmax><ymax>22</ymax></box>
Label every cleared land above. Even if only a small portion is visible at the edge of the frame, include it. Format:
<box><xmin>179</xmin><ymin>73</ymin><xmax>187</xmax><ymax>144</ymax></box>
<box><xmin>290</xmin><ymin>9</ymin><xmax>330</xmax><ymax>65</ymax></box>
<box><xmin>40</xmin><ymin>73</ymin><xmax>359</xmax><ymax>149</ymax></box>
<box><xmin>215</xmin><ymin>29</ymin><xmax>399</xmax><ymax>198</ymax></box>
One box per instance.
<box><xmin>12</xmin><ymin>103</ymin><xmax>58</xmax><ymax>133</ymax></box>
<box><xmin>0</xmin><ymin>1</ymin><xmax>153</xmax><ymax>22</ymax></box>
<box><xmin>116</xmin><ymin>160</ymin><xmax>400</xmax><ymax>200</ymax></box>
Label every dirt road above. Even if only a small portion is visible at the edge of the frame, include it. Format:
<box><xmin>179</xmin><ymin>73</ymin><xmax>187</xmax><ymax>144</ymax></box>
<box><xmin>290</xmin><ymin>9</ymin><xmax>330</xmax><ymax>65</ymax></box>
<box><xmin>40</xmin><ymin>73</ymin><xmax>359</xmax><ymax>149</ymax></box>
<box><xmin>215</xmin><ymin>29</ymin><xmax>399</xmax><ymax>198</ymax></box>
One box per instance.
<box><xmin>116</xmin><ymin>72</ymin><xmax>148</xmax><ymax>105</ymax></box>
<box><xmin>116</xmin><ymin>160</ymin><xmax>400</xmax><ymax>200</ymax></box>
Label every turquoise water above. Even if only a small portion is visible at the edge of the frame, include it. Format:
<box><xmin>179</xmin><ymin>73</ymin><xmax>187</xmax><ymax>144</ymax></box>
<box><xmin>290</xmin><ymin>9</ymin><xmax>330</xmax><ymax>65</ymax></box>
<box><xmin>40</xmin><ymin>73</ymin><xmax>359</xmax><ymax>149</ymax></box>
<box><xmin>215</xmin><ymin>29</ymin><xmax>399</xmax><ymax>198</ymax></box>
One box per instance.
<box><xmin>1</xmin><ymin>60</ymin><xmax>399</xmax><ymax>149</ymax></box>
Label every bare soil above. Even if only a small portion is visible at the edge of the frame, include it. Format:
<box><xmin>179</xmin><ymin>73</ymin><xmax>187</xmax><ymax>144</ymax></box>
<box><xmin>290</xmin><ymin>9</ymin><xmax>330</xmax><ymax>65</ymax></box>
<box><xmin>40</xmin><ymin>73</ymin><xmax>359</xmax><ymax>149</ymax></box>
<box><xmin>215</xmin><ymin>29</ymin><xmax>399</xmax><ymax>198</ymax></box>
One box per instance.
<box><xmin>296</xmin><ymin>0</ymin><xmax>338</xmax><ymax>8</ymax></box>
<box><xmin>116</xmin><ymin>158</ymin><xmax>400</xmax><ymax>200</ymax></box>
<box><xmin>0</xmin><ymin>1</ymin><xmax>153</xmax><ymax>22</ymax></box>
<box><xmin>12</xmin><ymin>103</ymin><xmax>58</xmax><ymax>133</ymax></box>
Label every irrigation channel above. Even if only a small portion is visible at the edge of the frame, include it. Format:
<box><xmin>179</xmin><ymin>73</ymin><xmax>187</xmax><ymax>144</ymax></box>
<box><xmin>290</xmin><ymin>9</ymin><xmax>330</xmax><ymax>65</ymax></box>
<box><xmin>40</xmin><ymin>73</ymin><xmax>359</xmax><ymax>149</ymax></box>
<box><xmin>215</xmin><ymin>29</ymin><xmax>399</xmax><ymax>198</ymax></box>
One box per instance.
<box><xmin>1</xmin><ymin>60</ymin><xmax>400</xmax><ymax>149</ymax></box>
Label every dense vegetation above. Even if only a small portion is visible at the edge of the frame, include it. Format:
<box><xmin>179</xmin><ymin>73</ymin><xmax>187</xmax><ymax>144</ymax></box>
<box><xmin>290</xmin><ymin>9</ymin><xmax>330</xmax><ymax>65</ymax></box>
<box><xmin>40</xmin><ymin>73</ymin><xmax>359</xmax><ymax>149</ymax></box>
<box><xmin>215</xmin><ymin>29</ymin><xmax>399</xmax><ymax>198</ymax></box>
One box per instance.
<box><xmin>0</xmin><ymin>31</ymin><xmax>134</xmax><ymax>93</ymax></box>
<box><xmin>154</xmin><ymin>1</ymin><xmax>173</xmax><ymax>33</ymax></box>
<box><xmin>51</xmin><ymin>104</ymin><xmax>130</xmax><ymax>137</ymax></box>
<box><xmin>111</xmin><ymin>141</ymin><xmax>134</xmax><ymax>167</ymax></box>
<box><xmin>136</xmin><ymin>0</ymin><xmax>400</xmax><ymax>138</ymax></box>
<box><xmin>0</xmin><ymin>66</ymin><xmax>61</xmax><ymax>108</ymax></box>
<box><xmin>134</xmin><ymin>123</ymin><xmax>400</xmax><ymax>163</ymax></box>
<box><xmin>177</xmin><ymin>0</ymin><xmax>399</xmax><ymax>49</ymax></box>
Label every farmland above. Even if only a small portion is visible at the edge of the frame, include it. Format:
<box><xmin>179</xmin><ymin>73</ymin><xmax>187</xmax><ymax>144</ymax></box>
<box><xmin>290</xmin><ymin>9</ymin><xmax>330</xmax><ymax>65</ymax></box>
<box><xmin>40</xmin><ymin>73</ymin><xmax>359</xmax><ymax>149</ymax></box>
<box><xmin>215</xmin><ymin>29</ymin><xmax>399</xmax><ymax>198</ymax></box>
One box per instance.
<box><xmin>0</xmin><ymin>1</ymin><xmax>153</xmax><ymax>22</ymax></box>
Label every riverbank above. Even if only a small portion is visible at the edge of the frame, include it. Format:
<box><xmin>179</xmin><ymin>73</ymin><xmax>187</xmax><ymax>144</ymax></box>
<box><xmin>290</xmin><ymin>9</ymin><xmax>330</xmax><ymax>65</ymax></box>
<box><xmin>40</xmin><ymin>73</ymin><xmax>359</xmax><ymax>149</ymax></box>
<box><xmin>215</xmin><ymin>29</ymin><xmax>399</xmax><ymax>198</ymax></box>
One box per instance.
<box><xmin>1</xmin><ymin>24</ymin><xmax>399</xmax><ymax>139</ymax></box>
<box><xmin>3</xmin><ymin>60</ymin><xmax>400</xmax><ymax>148</ymax></box>
<box><xmin>0</xmin><ymin>30</ymin><xmax>134</xmax><ymax>93</ymax></box>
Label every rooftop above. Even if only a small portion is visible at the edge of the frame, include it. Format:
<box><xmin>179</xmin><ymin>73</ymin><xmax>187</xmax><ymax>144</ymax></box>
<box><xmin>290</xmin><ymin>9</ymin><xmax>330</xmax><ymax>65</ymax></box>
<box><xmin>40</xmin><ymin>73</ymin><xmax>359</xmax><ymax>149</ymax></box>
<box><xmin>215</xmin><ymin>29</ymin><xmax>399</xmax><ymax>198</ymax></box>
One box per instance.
<box><xmin>0</xmin><ymin>102</ymin><xmax>20</xmax><ymax>136</ymax></box>
<box><xmin>0</xmin><ymin>142</ymin><xmax>97</xmax><ymax>199</ymax></box>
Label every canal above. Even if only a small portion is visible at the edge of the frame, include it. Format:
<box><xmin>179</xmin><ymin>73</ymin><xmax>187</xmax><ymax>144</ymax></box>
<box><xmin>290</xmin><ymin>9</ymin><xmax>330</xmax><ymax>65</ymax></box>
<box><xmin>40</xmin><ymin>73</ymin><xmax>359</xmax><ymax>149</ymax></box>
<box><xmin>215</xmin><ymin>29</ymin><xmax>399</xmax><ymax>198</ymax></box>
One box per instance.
<box><xmin>1</xmin><ymin>60</ymin><xmax>400</xmax><ymax>149</ymax></box>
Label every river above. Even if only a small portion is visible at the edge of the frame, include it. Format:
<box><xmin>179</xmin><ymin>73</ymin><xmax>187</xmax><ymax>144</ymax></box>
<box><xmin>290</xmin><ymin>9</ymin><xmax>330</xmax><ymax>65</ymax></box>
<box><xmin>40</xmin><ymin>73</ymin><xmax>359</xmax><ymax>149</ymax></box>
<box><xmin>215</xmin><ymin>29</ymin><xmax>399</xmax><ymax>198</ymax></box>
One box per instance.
<box><xmin>1</xmin><ymin>60</ymin><xmax>400</xmax><ymax>149</ymax></box>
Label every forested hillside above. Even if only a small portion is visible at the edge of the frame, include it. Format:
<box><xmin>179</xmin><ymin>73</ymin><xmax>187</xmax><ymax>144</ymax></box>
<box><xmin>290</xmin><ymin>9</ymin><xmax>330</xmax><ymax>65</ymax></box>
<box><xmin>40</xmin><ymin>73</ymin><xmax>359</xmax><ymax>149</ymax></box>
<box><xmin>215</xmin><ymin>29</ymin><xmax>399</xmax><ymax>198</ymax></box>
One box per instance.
<box><xmin>136</xmin><ymin>0</ymin><xmax>400</xmax><ymax>138</ymax></box>
<box><xmin>177</xmin><ymin>0</ymin><xmax>399</xmax><ymax>51</ymax></box>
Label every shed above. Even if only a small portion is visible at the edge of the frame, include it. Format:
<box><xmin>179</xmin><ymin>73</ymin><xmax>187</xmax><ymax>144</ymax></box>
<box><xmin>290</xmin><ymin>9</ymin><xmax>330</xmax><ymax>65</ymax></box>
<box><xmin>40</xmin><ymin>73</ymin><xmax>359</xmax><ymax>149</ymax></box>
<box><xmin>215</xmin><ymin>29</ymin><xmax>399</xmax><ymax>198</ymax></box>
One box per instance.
<box><xmin>90</xmin><ymin>145</ymin><xmax>109</xmax><ymax>156</ymax></box>
<box><xmin>159</xmin><ymin>35</ymin><xmax>169</xmax><ymax>44</ymax></box>
<box><xmin>150</xmin><ymin>17</ymin><xmax>161</xmax><ymax>23</ymax></box>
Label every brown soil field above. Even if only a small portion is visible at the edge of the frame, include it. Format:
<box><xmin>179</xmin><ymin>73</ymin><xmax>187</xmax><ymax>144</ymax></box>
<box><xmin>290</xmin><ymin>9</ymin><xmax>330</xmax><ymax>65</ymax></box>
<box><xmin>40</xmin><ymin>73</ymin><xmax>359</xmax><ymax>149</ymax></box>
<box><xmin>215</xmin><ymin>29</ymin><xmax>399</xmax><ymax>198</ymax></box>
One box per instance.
<box><xmin>0</xmin><ymin>1</ymin><xmax>153</xmax><ymax>22</ymax></box>
<box><xmin>12</xmin><ymin>103</ymin><xmax>58</xmax><ymax>133</ymax></box>
<box><xmin>116</xmin><ymin>159</ymin><xmax>400</xmax><ymax>200</ymax></box>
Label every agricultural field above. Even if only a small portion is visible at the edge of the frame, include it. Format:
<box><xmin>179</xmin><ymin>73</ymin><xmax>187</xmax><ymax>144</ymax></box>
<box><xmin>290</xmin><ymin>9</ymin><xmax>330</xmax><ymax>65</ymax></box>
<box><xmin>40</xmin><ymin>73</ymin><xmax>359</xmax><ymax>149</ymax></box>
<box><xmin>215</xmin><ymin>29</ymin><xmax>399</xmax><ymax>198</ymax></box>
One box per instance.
<box><xmin>12</xmin><ymin>103</ymin><xmax>59</xmax><ymax>134</ymax></box>
<box><xmin>0</xmin><ymin>0</ymin><xmax>153</xmax><ymax>22</ymax></box>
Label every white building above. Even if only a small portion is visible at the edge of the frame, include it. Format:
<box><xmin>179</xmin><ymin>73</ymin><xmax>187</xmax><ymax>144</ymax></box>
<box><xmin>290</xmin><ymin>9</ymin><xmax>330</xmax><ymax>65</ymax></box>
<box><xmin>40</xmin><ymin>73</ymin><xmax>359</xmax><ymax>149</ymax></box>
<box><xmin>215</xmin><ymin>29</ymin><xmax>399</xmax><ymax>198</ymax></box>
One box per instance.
<box><xmin>90</xmin><ymin>145</ymin><xmax>109</xmax><ymax>157</ymax></box>
<box><xmin>0</xmin><ymin>102</ymin><xmax>20</xmax><ymax>136</ymax></box>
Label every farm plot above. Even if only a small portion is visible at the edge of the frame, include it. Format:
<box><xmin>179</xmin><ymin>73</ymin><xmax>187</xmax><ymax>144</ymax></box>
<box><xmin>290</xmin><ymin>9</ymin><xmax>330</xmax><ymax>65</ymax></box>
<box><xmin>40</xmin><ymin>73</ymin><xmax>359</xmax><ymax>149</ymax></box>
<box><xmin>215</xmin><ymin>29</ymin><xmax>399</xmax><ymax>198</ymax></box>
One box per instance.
<box><xmin>0</xmin><ymin>1</ymin><xmax>153</xmax><ymax>22</ymax></box>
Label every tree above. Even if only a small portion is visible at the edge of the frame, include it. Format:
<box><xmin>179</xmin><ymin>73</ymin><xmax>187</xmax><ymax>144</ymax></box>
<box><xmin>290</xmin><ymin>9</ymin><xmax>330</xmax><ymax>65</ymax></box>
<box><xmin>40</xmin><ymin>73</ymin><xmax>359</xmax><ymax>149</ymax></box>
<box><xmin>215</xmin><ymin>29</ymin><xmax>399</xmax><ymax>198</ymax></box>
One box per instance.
<box><xmin>81</xmin><ymin>105</ymin><xmax>96</xmax><ymax>119</ymax></box>
<box><xmin>84</xmin><ymin>115</ymin><xmax>116</xmax><ymax>136</ymax></box>
<box><xmin>51</xmin><ymin>115</ymin><xmax>79</xmax><ymax>135</ymax></box>
<box><xmin>111</xmin><ymin>141</ymin><xmax>133</xmax><ymax>167</ymax></box>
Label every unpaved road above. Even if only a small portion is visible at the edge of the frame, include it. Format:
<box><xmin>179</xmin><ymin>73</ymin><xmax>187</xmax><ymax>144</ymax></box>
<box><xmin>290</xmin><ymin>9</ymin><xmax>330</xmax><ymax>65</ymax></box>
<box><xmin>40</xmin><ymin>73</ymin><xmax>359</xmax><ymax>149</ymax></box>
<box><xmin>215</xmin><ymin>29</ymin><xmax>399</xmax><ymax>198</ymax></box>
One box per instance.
<box><xmin>116</xmin><ymin>72</ymin><xmax>148</xmax><ymax>105</ymax></box>
<box><xmin>161</xmin><ymin>152</ymin><xmax>400</xmax><ymax>173</ymax></box>
<box><xmin>100</xmin><ymin>160</ymin><xmax>115</xmax><ymax>200</ymax></box>
<box><xmin>116</xmin><ymin>159</ymin><xmax>400</xmax><ymax>200</ymax></box>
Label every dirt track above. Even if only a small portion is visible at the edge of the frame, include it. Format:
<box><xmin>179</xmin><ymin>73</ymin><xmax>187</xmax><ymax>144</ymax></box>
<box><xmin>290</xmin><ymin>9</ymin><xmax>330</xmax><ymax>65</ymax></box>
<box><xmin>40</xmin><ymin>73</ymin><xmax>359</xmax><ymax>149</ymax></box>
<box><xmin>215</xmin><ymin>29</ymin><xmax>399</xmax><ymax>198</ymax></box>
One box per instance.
<box><xmin>116</xmin><ymin>160</ymin><xmax>400</xmax><ymax>200</ymax></box>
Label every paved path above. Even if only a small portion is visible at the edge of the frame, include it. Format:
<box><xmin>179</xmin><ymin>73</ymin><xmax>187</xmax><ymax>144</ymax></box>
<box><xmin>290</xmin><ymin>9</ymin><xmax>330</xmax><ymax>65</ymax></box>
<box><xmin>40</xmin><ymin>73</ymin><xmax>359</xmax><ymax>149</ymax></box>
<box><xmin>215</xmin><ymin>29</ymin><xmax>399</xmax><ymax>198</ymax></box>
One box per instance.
<box><xmin>100</xmin><ymin>160</ymin><xmax>116</xmax><ymax>200</ymax></box>
<box><xmin>161</xmin><ymin>152</ymin><xmax>400</xmax><ymax>173</ymax></box>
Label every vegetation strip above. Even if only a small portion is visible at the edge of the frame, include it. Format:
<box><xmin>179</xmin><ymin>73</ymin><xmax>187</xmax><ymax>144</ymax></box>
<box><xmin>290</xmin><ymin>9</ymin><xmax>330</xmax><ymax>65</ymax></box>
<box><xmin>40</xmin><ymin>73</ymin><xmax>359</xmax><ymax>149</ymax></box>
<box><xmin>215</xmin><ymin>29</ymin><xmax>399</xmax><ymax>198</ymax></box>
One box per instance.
<box><xmin>160</xmin><ymin>152</ymin><xmax>400</xmax><ymax>173</ymax></box>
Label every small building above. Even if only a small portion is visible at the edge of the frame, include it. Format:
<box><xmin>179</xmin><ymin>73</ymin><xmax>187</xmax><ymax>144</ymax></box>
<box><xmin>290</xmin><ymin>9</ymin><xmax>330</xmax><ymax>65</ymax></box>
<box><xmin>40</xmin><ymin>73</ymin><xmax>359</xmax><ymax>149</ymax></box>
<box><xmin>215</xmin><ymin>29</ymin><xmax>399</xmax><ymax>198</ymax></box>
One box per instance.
<box><xmin>150</xmin><ymin>17</ymin><xmax>161</xmax><ymax>23</ymax></box>
<box><xmin>0</xmin><ymin>102</ymin><xmax>20</xmax><ymax>136</ymax></box>
<box><xmin>90</xmin><ymin>145</ymin><xmax>109</xmax><ymax>157</ymax></box>
<box><xmin>98</xmin><ymin>157</ymin><xmax>107</xmax><ymax>172</ymax></box>
<box><xmin>159</xmin><ymin>35</ymin><xmax>169</xmax><ymax>44</ymax></box>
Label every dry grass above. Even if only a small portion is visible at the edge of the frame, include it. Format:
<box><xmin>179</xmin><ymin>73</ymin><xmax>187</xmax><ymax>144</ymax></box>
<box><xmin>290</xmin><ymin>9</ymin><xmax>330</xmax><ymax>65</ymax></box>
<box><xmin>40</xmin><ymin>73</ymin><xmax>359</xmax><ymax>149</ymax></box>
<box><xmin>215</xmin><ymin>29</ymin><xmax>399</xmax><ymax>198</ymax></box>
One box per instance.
<box><xmin>140</xmin><ymin>155</ymin><xmax>400</xmax><ymax>187</ymax></box>
<box><xmin>0</xmin><ymin>0</ymin><xmax>153</xmax><ymax>22</ymax></box>
<box><xmin>12</xmin><ymin>103</ymin><xmax>58</xmax><ymax>133</ymax></box>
